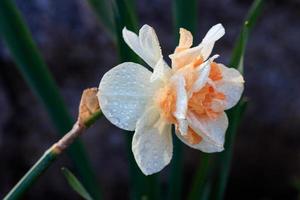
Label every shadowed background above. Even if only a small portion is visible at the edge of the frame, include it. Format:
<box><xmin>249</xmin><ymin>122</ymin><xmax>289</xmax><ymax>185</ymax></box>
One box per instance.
<box><xmin>0</xmin><ymin>0</ymin><xmax>300</xmax><ymax>199</ymax></box>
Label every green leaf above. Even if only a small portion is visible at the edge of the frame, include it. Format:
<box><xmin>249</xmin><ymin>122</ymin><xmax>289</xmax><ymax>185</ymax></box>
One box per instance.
<box><xmin>229</xmin><ymin>0</ymin><xmax>264</xmax><ymax>73</ymax></box>
<box><xmin>86</xmin><ymin>0</ymin><xmax>116</xmax><ymax>40</ymax></box>
<box><xmin>0</xmin><ymin>0</ymin><xmax>101</xmax><ymax>199</ymax></box>
<box><xmin>62</xmin><ymin>168</ymin><xmax>94</xmax><ymax>200</ymax></box>
<box><xmin>168</xmin><ymin>0</ymin><xmax>198</xmax><ymax>200</ymax></box>
<box><xmin>173</xmin><ymin>0</ymin><xmax>197</xmax><ymax>33</ymax></box>
<box><xmin>187</xmin><ymin>154</ymin><xmax>214</xmax><ymax>200</ymax></box>
<box><xmin>113</xmin><ymin>0</ymin><xmax>160</xmax><ymax>199</ymax></box>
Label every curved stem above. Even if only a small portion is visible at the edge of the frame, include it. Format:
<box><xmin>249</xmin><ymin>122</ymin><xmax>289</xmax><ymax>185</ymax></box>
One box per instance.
<box><xmin>3</xmin><ymin>110</ymin><xmax>102</xmax><ymax>200</ymax></box>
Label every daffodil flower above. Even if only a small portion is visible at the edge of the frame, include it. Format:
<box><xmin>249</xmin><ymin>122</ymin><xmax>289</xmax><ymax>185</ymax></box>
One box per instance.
<box><xmin>97</xmin><ymin>24</ymin><xmax>244</xmax><ymax>175</ymax></box>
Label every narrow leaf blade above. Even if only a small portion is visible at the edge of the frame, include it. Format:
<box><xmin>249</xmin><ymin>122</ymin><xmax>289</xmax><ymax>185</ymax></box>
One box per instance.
<box><xmin>229</xmin><ymin>0</ymin><xmax>264</xmax><ymax>72</ymax></box>
<box><xmin>187</xmin><ymin>154</ymin><xmax>214</xmax><ymax>200</ymax></box>
<box><xmin>62</xmin><ymin>168</ymin><xmax>94</xmax><ymax>200</ymax></box>
<box><xmin>86</xmin><ymin>0</ymin><xmax>116</xmax><ymax>39</ymax></box>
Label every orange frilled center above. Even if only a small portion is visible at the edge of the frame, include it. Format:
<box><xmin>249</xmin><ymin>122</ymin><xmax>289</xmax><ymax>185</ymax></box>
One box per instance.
<box><xmin>156</xmin><ymin>84</ymin><xmax>177</xmax><ymax>124</ymax></box>
<box><xmin>155</xmin><ymin>61</ymin><xmax>224</xmax><ymax>145</ymax></box>
<box><xmin>188</xmin><ymin>83</ymin><xmax>225</xmax><ymax>120</ymax></box>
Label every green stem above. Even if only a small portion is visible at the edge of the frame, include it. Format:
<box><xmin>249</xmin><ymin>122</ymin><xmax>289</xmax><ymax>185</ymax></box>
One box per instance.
<box><xmin>4</xmin><ymin>149</ymin><xmax>58</xmax><ymax>200</ymax></box>
<box><xmin>3</xmin><ymin>110</ymin><xmax>102</xmax><ymax>200</ymax></box>
<box><xmin>84</xmin><ymin>111</ymin><xmax>103</xmax><ymax>128</ymax></box>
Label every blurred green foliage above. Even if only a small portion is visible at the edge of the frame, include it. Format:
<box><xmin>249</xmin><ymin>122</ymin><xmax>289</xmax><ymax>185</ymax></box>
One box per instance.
<box><xmin>0</xmin><ymin>0</ymin><xmax>101</xmax><ymax>199</ymax></box>
<box><xmin>87</xmin><ymin>0</ymin><xmax>115</xmax><ymax>40</ymax></box>
<box><xmin>62</xmin><ymin>167</ymin><xmax>94</xmax><ymax>200</ymax></box>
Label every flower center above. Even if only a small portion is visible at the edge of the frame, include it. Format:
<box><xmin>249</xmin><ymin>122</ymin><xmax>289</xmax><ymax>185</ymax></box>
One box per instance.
<box><xmin>209</xmin><ymin>62</ymin><xmax>223</xmax><ymax>81</ymax></box>
<box><xmin>155</xmin><ymin>61</ymin><xmax>225</xmax><ymax>145</ymax></box>
<box><xmin>185</xmin><ymin>128</ymin><xmax>203</xmax><ymax>145</ymax></box>
<box><xmin>188</xmin><ymin>84</ymin><xmax>225</xmax><ymax>119</ymax></box>
<box><xmin>155</xmin><ymin>84</ymin><xmax>177</xmax><ymax>124</ymax></box>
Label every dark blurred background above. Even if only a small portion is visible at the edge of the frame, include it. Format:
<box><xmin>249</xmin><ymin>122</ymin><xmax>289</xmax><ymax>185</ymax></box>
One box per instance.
<box><xmin>0</xmin><ymin>0</ymin><xmax>300</xmax><ymax>199</ymax></box>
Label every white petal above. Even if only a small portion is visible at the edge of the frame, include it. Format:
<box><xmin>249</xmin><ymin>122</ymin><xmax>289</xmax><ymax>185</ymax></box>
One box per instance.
<box><xmin>150</xmin><ymin>58</ymin><xmax>172</xmax><ymax>83</ymax></box>
<box><xmin>189</xmin><ymin>61</ymin><xmax>210</xmax><ymax>95</ymax></box>
<box><xmin>169</xmin><ymin>45</ymin><xmax>202</xmax><ymax>69</ymax></box>
<box><xmin>122</xmin><ymin>25</ymin><xmax>163</xmax><ymax>69</ymax></box>
<box><xmin>169</xmin><ymin>24</ymin><xmax>224</xmax><ymax>69</ymax></box>
<box><xmin>189</xmin><ymin>55</ymin><xmax>219</xmax><ymax>96</ymax></box>
<box><xmin>216</xmin><ymin>64</ymin><xmax>244</xmax><ymax>109</ymax></box>
<box><xmin>187</xmin><ymin>111</ymin><xmax>228</xmax><ymax>148</ymax></box>
<box><xmin>172</xmin><ymin>74</ymin><xmax>188</xmax><ymax>120</ymax></box>
<box><xmin>122</xmin><ymin>27</ymin><xmax>144</xmax><ymax>61</ymax></box>
<box><xmin>174</xmin><ymin>28</ymin><xmax>193</xmax><ymax>52</ymax></box>
<box><xmin>211</xmin><ymin>99</ymin><xmax>225</xmax><ymax>113</ymax></box>
<box><xmin>132</xmin><ymin>107</ymin><xmax>173</xmax><ymax>175</ymax></box>
<box><xmin>171</xmin><ymin>75</ymin><xmax>189</xmax><ymax>136</ymax></box>
<box><xmin>177</xmin><ymin>119</ymin><xmax>189</xmax><ymax>135</ymax></box>
<box><xmin>200</xmin><ymin>24</ymin><xmax>225</xmax><ymax>60</ymax></box>
<box><xmin>139</xmin><ymin>25</ymin><xmax>162</xmax><ymax>67</ymax></box>
<box><xmin>176</xmin><ymin>130</ymin><xmax>223</xmax><ymax>153</ymax></box>
<box><xmin>98</xmin><ymin>62</ymin><xmax>155</xmax><ymax>131</ymax></box>
<box><xmin>176</xmin><ymin>111</ymin><xmax>228</xmax><ymax>153</ymax></box>
<box><xmin>202</xmin><ymin>24</ymin><xmax>225</xmax><ymax>44</ymax></box>
<box><xmin>200</xmin><ymin>43</ymin><xmax>214</xmax><ymax>61</ymax></box>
